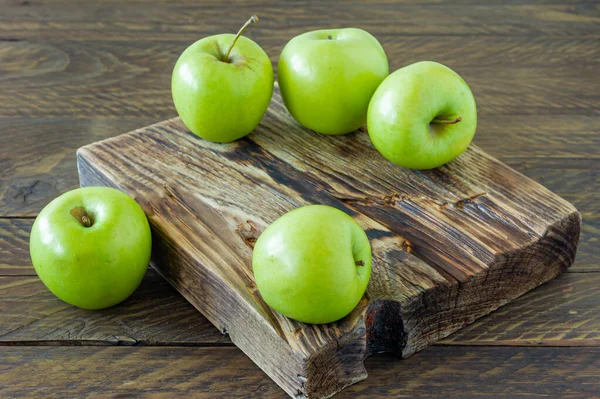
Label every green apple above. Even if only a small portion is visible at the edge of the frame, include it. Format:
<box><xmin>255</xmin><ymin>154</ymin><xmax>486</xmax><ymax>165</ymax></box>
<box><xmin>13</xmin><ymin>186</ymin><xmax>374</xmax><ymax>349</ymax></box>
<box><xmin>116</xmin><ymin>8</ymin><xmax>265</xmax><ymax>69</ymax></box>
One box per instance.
<box><xmin>252</xmin><ymin>205</ymin><xmax>372</xmax><ymax>324</ymax></box>
<box><xmin>30</xmin><ymin>187</ymin><xmax>152</xmax><ymax>310</ymax></box>
<box><xmin>278</xmin><ymin>28</ymin><xmax>388</xmax><ymax>135</ymax></box>
<box><xmin>172</xmin><ymin>16</ymin><xmax>274</xmax><ymax>142</ymax></box>
<box><xmin>367</xmin><ymin>61</ymin><xmax>477</xmax><ymax>169</ymax></box>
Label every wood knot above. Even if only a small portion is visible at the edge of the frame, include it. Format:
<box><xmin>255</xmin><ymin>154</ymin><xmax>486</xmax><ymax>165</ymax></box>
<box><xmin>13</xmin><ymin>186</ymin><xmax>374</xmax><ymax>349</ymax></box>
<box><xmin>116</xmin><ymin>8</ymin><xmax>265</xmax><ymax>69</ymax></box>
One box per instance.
<box><xmin>401</xmin><ymin>240</ymin><xmax>413</xmax><ymax>254</ymax></box>
<box><xmin>382</xmin><ymin>193</ymin><xmax>405</xmax><ymax>206</ymax></box>
<box><xmin>456</xmin><ymin>192</ymin><xmax>486</xmax><ymax>209</ymax></box>
<box><xmin>442</xmin><ymin>192</ymin><xmax>487</xmax><ymax>209</ymax></box>
<box><xmin>246</xmin><ymin>281</ymin><xmax>258</xmax><ymax>292</ymax></box>
<box><xmin>334</xmin><ymin>193</ymin><xmax>408</xmax><ymax>207</ymax></box>
<box><xmin>237</xmin><ymin>220</ymin><xmax>260</xmax><ymax>249</ymax></box>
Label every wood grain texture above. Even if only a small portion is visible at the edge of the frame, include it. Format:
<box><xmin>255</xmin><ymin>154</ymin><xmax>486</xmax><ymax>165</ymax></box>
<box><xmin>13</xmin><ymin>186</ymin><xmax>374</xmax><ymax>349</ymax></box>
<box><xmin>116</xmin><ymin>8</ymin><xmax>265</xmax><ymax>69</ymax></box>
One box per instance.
<box><xmin>0</xmin><ymin>118</ymin><xmax>161</xmax><ymax>216</ymax></box>
<box><xmin>345</xmin><ymin>346</ymin><xmax>600</xmax><ymax>399</ymax></box>
<box><xmin>1</xmin><ymin>346</ymin><xmax>598</xmax><ymax>399</ymax></box>
<box><xmin>503</xmin><ymin>158</ymin><xmax>599</xmax><ymax>271</ymax></box>
<box><xmin>3</xmin><ymin>36</ymin><xmax>597</xmax><ymax>79</ymax></box>
<box><xmin>1</xmin><ymin>38</ymin><xmax>598</xmax><ymax>81</ymax></box>
<box><xmin>1</xmin><ymin>0</ymin><xmax>598</xmax><ymax>397</ymax></box>
<box><xmin>1</xmin><ymin>217</ymin><xmax>596</xmax><ymax>348</ymax></box>
<box><xmin>77</xmin><ymin>88</ymin><xmax>580</xmax><ymax>398</ymax></box>
<box><xmin>1</xmin><ymin>1</ymin><xmax>599</xmax><ymax>40</ymax></box>
<box><xmin>0</xmin><ymin>66</ymin><xmax>597</xmax><ymax>119</ymax></box>
<box><xmin>2</xmin><ymin>117</ymin><xmax>598</xmax><ymax>226</ymax></box>
<box><xmin>439</xmin><ymin>272</ymin><xmax>600</xmax><ymax>346</ymax></box>
<box><xmin>0</xmin><ymin>218</ymin><xmax>32</xmax><ymax>275</ymax></box>
<box><xmin>1</xmin><ymin>220</ymin><xmax>597</xmax><ymax>348</ymax></box>
<box><xmin>2</xmin><ymin>273</ymin><xmax>599</xmax><ymax>348</ymax></box>
<box><xmin>0</xmin><ymin>272</ymin><xmax>226</xmax><ymax>346</ymax></box>
<box><xmin>1</xmin><ymin>33</ymin><xmax>598</xmax><ymax>217</ymax></box>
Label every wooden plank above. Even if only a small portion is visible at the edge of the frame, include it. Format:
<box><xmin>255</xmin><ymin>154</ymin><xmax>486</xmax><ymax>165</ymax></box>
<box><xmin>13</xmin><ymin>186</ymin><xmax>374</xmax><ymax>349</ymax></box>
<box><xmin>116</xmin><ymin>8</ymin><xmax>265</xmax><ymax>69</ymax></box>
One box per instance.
<box><xmin>0</xmin><ymin>346</ymin><xmax>284</xmax><ymax>399</ymax></box>
<box><xmin>0</xmin><ymin>218</ymin><xmax>32</xmax><ymax>275</ymax></box>
<box><xmin>2</xmin><ymin>117</ymin><xmax>598</xmax><ymax>223</ymax></box>
<box><xmin>439</xmin><ymin>273</ymin><xmax>600</xmax><ymax>347</ymax></box>
<box><xmin>348</xmin><ymin>346</ymin><xmax>600</xmax><ymax>399</ymax></box>
<box><xmin>0</xmin><ymin>0</ymin><xmax>591</xmax><ymax>6</ymax></box>
<box><xmin>503</xmin><ymin>158</ymin><xmax>599</xmax><ymax>272</ymax></box>
<box><xmin>0</xmin><ymin>346</ymin><xmax>598</xmax><ymax>399</ymax></box>
<box><xmin>0</xmin><ymin>214</ymin><xmax>597</xmax><ymax>347</ymax></box>
<box><xmin>0</xmin><ymin>66</ymin><xmax>596</xmax><ymax>119</ymax></box>
<box><xmin>0</xmin><ymin>272</ymin><xmax>225</xmax><ymax>345</ymax></box>
<box><xmin>2</xmin><ymin>216</ymin><xmax>594</xmax><ymax>279</ymax></box>
<box><xmin>0</xmin><ymin>1</ymin><xmax>597</xmax><ymax>397</ymax></box>
<box><xmin>477</xmin><ymin>119</ymin><xmax>599</xmax><ymax>159</ymax></box>
<box><xmin>1</xmin><ymin>272</ymin><xmax>599</xmax><ymax>347</ymax></box>
<box><xmin>1</xmin><ymin>33</ymin><xmax>597</xmax><ymax>217</ymax></box>
<box><xmin>0</xmin><ymin>118</ymin><xmax>161</xmax><ymax>217</ymax></box>
<box><xmin>76</xmin><ymin>89</ymin><xmax>580</xmax><ymax>398</ymax></box>
<box><xmin>0</xmin><ymin>216</ymin><xmax>596</xmax><ymax>348</ymax></box>
<box><xmin>1</xmin><ymin>37</ymin><xmax>597</xmax><ymax>81</ymax></box>
<box><xmin>1</xmin><ymin>1</ymin><xmax>599</xmax><ymax>39</ymax></box>
<box><xmin>0</xmin><ymin>39</ymin><xmax>597</xmax><ymax>127</ymax></box>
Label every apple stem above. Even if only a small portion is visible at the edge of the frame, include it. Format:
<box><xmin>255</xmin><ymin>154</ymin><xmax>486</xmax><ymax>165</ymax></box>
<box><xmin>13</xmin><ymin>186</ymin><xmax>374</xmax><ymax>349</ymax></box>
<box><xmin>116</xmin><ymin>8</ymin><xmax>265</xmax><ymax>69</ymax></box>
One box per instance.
<box><xmin>70</xmin><ymin>206</ymin><xmax>93</xmax><ymax>227</ymax></box>
<box><xmin>355</xmin><ymin>260</ymin><xmax>365</xmax><ymax>267</ymax></box>
<box><xmin>431</xmin><ymin>116</ymin><xmax>462</xmax><ymax>125</ymax></box>
<box><xmin>327</xmin><ymin>35</ymin><xmax>332</xmax><ymax>40</ymax></box>
<box><xmin>223</xmin><ymin>15</ymin><xmax>259</xmax><ymax>62</ymax></box>
<box><xmin>81</xmin><ymin>215</ymin><xmax>91</xmax><ymax>227</ymax></box>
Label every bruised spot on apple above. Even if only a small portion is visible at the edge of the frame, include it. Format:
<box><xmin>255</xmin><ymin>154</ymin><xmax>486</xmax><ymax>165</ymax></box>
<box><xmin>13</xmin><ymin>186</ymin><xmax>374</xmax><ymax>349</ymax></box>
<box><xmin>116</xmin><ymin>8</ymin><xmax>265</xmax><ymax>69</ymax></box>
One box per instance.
<box><xmin>367</xmin><ymin>61</ymin><xmax>477</xmax><ymax>170</ymax></box>
<box><xmin>252</xmin><ymin>205</ymin><xmax>372</xmax><ymax>324</ymax></box>
<box><xmin>30</xmin><ymin>187</ymin><xmax>152</xmax><ymax>310</ymax></box>
<box><xmin>278</xmin><ymin>28</ymin><xmax>389</xmax><ymax>135</ymax></box>
<box><xmin>172</xmin><ymin>16</ymin><xmax>274</xmax><ymax>143</ymax></box>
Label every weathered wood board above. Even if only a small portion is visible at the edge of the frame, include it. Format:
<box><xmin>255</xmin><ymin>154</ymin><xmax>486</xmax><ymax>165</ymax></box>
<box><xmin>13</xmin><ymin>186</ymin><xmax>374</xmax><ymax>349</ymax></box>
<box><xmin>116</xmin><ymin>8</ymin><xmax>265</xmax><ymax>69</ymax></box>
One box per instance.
<box><xmin>77</xmin><ymin>89</ymin><xmax>580</xmax><ymax>399</ymax></box>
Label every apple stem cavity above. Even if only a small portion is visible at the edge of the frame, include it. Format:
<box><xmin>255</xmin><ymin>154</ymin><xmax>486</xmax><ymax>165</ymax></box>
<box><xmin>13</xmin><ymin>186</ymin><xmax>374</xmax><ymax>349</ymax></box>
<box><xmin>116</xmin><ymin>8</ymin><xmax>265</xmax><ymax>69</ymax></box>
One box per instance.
<box><xmin>431</xmin><ymin>116</ymin><xmax>463</xmax><ymax>125</ymax></box>
<box><xmin>327</xmin><ymin>35</ymin><xmax>332</xmax><ymax>40</ymax></box>
<box><xmin>223</xmin><ymin>15</ymin><xmax>259</xmax><ymax>63</ymax></box>
<box><xmin>355</xmin><ymin>260</ymin><xmax>365</xmax><ymax>267</ymax></box>
<box><xmin>70</xmin><ymin>206</ymin><xmax>93</xmax><ymax>228</ymax></box>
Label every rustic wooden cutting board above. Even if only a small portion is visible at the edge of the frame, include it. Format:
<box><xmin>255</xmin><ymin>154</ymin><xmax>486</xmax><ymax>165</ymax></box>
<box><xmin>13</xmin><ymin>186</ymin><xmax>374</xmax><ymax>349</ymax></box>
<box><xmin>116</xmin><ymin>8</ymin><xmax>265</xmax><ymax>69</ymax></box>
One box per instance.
<box><xmin>77</xmin><ymin>89</ymin><xmax>580</xmax><ymax>399</ymax></box>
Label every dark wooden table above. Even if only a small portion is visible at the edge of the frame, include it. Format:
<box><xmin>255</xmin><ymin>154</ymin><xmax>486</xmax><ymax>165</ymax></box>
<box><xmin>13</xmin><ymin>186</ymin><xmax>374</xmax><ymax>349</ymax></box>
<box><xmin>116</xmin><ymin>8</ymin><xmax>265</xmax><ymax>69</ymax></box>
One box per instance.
<box><xmin>1</xmin><ymin>1</ymin><xmax>598</xmax><ymax>398</ymax></box>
